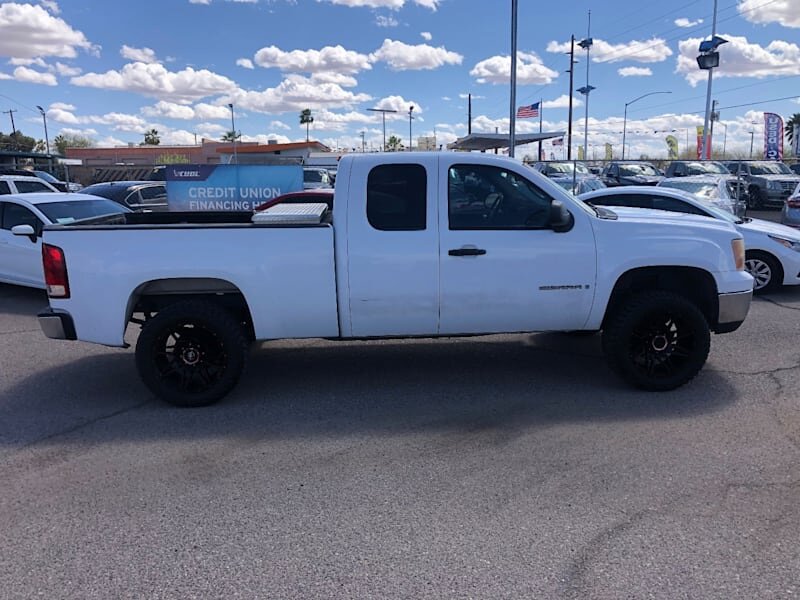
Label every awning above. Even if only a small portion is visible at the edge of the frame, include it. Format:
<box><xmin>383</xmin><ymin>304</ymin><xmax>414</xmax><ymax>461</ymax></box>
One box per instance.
<box><xmin>447</xmin><ymin>131</ymin><xmax>566</xmax><ymax>152</ymax></box>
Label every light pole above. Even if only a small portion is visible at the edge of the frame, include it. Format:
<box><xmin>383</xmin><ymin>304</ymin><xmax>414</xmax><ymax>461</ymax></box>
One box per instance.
<box><xmin>408</xmin><ymin>105</ymin><xmax>414</xmax><ymax>151</ymax></box>
<box><xmin>508</xmin><ymin>0</ymin><xmax>518</xmax><ymax>158</ymax></box>
<box><xmin>227</xmin><ymin>103</ymin><xmax>238</xmax><ymax>165</ymax></box>
<box><xmin>577</xmin><ymin>10</ymin><xmax>594</xmax><ymax>162</ymax></box>
<box><xmin>621</xmin><ymin>91</ymin><xmax>671</xmax><ymax>160</ymax></box>
<box><xmin>35</xmin><ymin>105</ymin><xmax>50</xmax><ymax>155</ymax></box>
<box><xmin>721</xmin><ymin>122</ymin><xmax>728</xmax><ymax>158</ymax></box>
<box><xmin>697</xmin><ymin>0</ymin><xmax>726</xmax><ymax>160</ymax></box>
<box><xmin>367</xmin><ymin>107</ymin><xmax>397</xmax><ymax>151</ymax></box>
<box><xmin>360</xmin><ymin>130</ymin><xmax>366</xmax><ymax>152</ymax></box>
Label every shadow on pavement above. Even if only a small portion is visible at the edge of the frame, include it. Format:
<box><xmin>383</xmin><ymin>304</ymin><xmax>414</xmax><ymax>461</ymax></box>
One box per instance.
<box><xmin>0</xmin><ymin>283</ymin><xmax>48</xmax><ymax>317</ymax></box>
<box><xmin>0</xmin><ymin>334</ymin><xmax>739</xmax><ymax>450</ymax></box>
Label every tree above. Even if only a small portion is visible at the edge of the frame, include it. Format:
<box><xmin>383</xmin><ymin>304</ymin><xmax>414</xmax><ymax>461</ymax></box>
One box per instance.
<box><xmin>221</xmin><ymin>130</ymin><xmax>240</xmax><ymax>142</ymax></box>
<box><xmin>141</xmin><ymin>128</ymin><xmax>160</xmax><ymax>145</ymax></box>
<box><xmin>386</xmin><ymin>135</ymin><xmax>403</xmax><ymax>152</ymax></box>
<box><xmin>53</xmin><ymin>133</ymin><xmax>94</xmax><ymax>154</ymax></box>
<box><xmin>299</xmin><ymin>108</ymin><xmax>313</xmax><ymax>142</ymax></box>
<box><xmin>0</xmin><ymin>130</ymin><xmax>37</xmax><ymax>152</ymax></box>
<box><xmin>786</xmin><ymin>113</ymin><xmax>800</xmax><ymax>146</ymax></box>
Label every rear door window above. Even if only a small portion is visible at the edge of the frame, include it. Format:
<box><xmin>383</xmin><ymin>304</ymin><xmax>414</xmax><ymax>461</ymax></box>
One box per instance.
<box><xmin>366</xmin><ymin>164</ymin><xmax>427</xmax><ymax>231</ymax></box>
<box><xmin>14</xmin><ymin>180</ymin><xmax>54</xmax><ymax>193</ymax></box>
<box><xmin>0</xmin><ymin>181</ymin><xmax>10</xmax><ymax>195</ymax></box>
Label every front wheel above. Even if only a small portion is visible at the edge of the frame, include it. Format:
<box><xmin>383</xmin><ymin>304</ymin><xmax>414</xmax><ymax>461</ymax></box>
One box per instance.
<box><xmin>602</xmin><ymin>291</ymin><xmax>710</xmax><ymax>391</ymax></box>
<box><xmin>745</xmin><ymin>251</ymin><xmax>782</xmax><ymax>294</ymax></box>
<box><xmin>135</xmin><ymin>300</ymin><xmax>248</xmax><ymax>407</ymax></box>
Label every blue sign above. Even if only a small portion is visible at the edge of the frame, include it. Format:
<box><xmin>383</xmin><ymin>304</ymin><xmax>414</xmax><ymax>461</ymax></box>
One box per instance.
<box><xmin>166</xmin><ymin>164</ymin><xmax>303</xmax><ymax>211</ymax></box>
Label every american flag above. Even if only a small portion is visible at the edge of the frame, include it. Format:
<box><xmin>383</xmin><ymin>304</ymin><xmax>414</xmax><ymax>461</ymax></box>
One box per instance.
<box><xmin>516</xmin><ymin>102</ymin><xmax>540</xmax><ymax>118</ymax></box>
<box><xmin>552</xmin><ymin>137</ymin><xmax>564</xmax><ymax>146</ymax></box>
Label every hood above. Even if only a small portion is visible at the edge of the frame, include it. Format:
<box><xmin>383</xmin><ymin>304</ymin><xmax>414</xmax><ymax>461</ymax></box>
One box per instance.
<box><xmin>597</xmin><ymin>206</ymin><xmax>735</xmax><ymax>229</ymax></box>
<box><xmin>739</xmin><ymin>217</ymin><xmax>800</xmax><ymax>241</ymax></box>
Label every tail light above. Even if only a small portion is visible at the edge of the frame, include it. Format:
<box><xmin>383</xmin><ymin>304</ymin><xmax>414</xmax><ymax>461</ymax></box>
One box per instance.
<box><xmin>42</xmin><ymin>243</ymin><xmax>70</xmax><ymax>298</ymax></box>
<box><xmin>787</xmin><ymin>197</ymin><xmax>800</xmax><ymax>208</ymax></box>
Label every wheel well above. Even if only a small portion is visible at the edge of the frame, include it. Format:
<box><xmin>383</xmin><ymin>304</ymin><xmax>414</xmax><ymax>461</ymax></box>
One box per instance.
<box><xmin>127</xmin><ymin>278</ymin><xmax>255</xmax><ymax>340</ymax></box>
<box><xmin>603</xmin><ymin>267</ymin><xmax>718</xmax><ymax>328</ymax></box>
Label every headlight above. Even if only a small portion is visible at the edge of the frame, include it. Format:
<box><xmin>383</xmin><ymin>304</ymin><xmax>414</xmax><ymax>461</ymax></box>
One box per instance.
<box><xmin>731</xmin><ymin>238</ymin><xmax>745</xmax><ymax>270</ymax></box>
<box><xmin>768</xmin><ymin>235</ymin><xmax>800</xmax><ymax>252</ymax></box>
<box><xmin>767</xmin><ymin>181</ymin><xmax>781</xmax><ymax>190</ymax></box>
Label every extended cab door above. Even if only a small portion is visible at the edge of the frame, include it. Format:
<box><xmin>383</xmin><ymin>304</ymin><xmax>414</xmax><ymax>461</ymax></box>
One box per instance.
<box><xmin>344</xmin><ymin>157</ymin><xmax>440</xmax><ymax>337</ymax></box>
<box><xmin>438</xmin><ymin>161</ymin><xmax>597</xmax><ymax>334</ymax></box>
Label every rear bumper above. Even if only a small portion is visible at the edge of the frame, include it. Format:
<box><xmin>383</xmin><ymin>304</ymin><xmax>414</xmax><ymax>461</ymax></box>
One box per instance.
<box><xmin>38</xmin><ymin>309</ymin><xmax>77</xmax><ymax>340</ymax></box>
<box><xmin>714</xmin><ymin>289</ymin><xmax>752</xmax><ymax>334</ymax></box>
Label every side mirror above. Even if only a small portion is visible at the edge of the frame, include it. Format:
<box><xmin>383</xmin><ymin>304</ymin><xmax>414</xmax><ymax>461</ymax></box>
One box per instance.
<box><xmin>550</xmin><ymin>200</ymin><xmax>574</xmax><ymax>233</ymax></box>
<box><xmin>11</xmin><ymin>224</ymin><xmax>37</xmax><ymax>242</ymax></box>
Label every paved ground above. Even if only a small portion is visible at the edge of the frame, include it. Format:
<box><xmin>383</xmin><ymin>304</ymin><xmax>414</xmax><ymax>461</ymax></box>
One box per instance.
<box><xmin>1</xmin><ymin>281</ymin><xmax>799</xmax><ymax>599</ymax></box>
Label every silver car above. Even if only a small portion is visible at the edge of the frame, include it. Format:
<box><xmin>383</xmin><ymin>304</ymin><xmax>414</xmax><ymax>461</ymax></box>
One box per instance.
<box><xmin>783</xmin><ymin>182</ymin><xmax>800</xmax><ymax>229</ymax></box>
<box><xmin>658</xmin><ymin>175</ymin><xmax>747</xmax><ymax>216</ymax></box>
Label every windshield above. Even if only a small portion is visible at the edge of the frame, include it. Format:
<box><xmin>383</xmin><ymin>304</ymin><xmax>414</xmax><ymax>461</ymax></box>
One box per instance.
<box><xmin>37</xmin><ymin>199</ymin><xmax>130</xmax><ymax>223</ymax></box>
<box><xmin>546</xmin><ymin>162</ymin><xmax>589</xmax><ymax>175</ymax></box>
<box><xmin>619</xmin><ymin>164</ymin><xmax>660</xmax><ymax>177</ymax></box>
<box><xmin>304</xmin><ymin>170</ymin><xmax>328</xmax><ymax>183</ymax></box>
<box><xmin>660</xmin><ymin>181</ymin><xmax>720</xmax><ymax>199</ymax></box>
<box><xmin>32</xmin><ymin>171</ymin><xmax>60</xmax><ymax>183</ymax></box>
<box><xmin>749</xmin><ymin>162</ymin><xmax>792</xmax><ymax>175</ymax></box>
<box><xmin>685</xmin><ymin>162</ymin><xmax>729</xmax><ymax>175</ymax></box>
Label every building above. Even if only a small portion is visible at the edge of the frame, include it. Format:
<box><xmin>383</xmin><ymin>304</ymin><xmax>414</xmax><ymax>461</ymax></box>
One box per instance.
<box><xmin>217</xmin><ymin>141</ymin><xmax>331</xmax><ymax>164</ymax></box>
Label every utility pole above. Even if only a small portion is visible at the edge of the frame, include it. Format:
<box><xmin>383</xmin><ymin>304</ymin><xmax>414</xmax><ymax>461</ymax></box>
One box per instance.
<box><xmin>709</xmin><ymin>99</ymin><xmax>718</xmax><ymax>159</ymax></box>
<box><xmin>3</xmin><ymin>109</ymin><xmax>19</xmax><ymax>150</ymax></box>
<box><xmin>567</xmin><ymin>35</ymin><xmax>575</xmax><ymax>160</ymax></box>
<box><xmin>367</xmin><ymin>107</ymin><xmax>397</xmax><ymax>151</ymax></box>
<box><xmin>360</xmin><ymin>130</ymin><xmax>366</xmax><ymax>152</ymax></box>
<box><xmin>538</xmin><ymin>98</ymin><xmax>543</xmax><ymax>161</ymax></box>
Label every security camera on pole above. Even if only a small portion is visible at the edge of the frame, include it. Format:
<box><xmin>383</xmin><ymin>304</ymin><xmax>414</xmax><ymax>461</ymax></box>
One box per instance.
<box><xmin>696</xmin><ymin>0</ymin><xmax>727</xmax><ymax>161</ymax></box>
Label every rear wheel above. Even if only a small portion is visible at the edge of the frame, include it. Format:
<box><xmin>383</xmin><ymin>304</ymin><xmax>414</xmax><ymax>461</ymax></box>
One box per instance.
<box><xmin>745</xmin><ymin>251</ymin><xmax>782</xmax><ymax>294</ymax></box>
<box><xmin>135</xmin><ymin>300</ymin><xmax>248</xmax><ymax>407</ymax></box>
<box><xmin>602</xmin><ymin>291</ymin><xmax>710</xmax><ymax>391</ymax></box>
<box><xmin>747</xmin><ymin>186</ymin><xmax>765</xmax><ymax>210</ymax></box>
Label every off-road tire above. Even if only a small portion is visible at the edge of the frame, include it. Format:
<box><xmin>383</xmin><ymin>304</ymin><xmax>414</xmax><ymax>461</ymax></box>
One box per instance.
<box><xmin>602</xmin><ymin>291</ymin><xmax>710</xmax><ymax>391</ymax></box>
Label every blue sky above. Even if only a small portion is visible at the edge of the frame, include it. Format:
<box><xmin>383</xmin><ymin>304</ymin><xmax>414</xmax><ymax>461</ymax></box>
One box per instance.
<box><xmin>1</xmin><ymin>0</ymin><xmax>798</xmax><ymax>159</ymax></box>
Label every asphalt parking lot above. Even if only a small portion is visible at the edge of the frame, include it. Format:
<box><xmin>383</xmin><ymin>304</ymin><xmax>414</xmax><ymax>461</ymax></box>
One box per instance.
<box><xmin>1</xmin><ymin>272</ymin><xmax>799</xmax><ymax>597</ymax></box>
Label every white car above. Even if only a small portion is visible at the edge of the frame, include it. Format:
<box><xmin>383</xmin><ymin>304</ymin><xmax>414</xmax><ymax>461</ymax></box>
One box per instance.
<box><xmin>580</xmin><ymin>186</ymin><xmax>800</xmax><ymax>293</ymax></box>
<box><xmin>0</xmin><ymin>174</ymin><xmax>59</xmax><ymax>195</ymax></box>
<box><xmin>657</xmin><ymin>175</ymin><xmax>747</xmax><ymax>216</ymax></box>
<box><xmin>0</xmin><ymin>192</ymin><xmax>130</xmax><ymax>289</ymax></box>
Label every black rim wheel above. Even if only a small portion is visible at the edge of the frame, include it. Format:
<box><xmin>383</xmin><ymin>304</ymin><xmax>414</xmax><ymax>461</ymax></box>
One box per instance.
<box><xmin>628</xmin><ymin>312</ymin><xmax>696</xmax><ymax>381</ymax></box>
<box><xmin>152</xmin><ymin>320</ymin><xmax>229</xmax><ymax>395</ymax></box>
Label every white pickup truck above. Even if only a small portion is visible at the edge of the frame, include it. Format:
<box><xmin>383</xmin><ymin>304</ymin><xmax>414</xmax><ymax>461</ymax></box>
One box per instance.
<box><xmin>36</xmin><ymin>153</ymin><xmax>754</xmax><ymax>406</ymax></box>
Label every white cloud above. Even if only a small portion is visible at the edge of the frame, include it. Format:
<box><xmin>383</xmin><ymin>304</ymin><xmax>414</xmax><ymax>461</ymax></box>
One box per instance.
<box><xmin>243</xmin><ymin>133</ymin><xmax>293</xmax><ymax>144</ymax></box>
<box><xmin>59</xmin><ymin>127</ymin><xmax>98</xmax><ymax>138</ymax></box>
<box><xmin>9</xmin><ymin>57</ymin><xmax>48</xmax><ymax>67</ymax></box>
<box><xmin>470</xmin><ymin>52</ymin><xmax>558</xmax><ymax>85</ymax></box>
<box><xmin>87</xmin><ymin>112</ymin><xmax>150</xmax><ymax>133</ymax></box>
<box><xmin>373</xmin><ymin>95</ymin><xmax>421</xmax><ymax>117</ymax></box>
<box><xmin>310</xmin><ymin>72</ymin><xmax>358</xmax><ymax>87</ymax></box>
<box><xmin>375</xmin><ymin>15</ymin><xmax>398</xmax><ymax>27</ymax></box>
<box><xmin>253</xmin><ymin>44</ymin><xmax>371</xmax><ymax>74</ymax></box>
<box><xmin>160</xmin><ymin>129</ymin><xmax>199</xmax><ymax>145</ymax></box>
<box><xmin>189</xmin><ymin>0</ymin><xmax>211</xmax><ymax>4</ymax></box>
<box><xmin>0</xmin><ymin>72</ymin><xmax>10</xmax><ymax>80</ymax></box>
<box><xmin>120</xmin><ymin>45</ymin><xmax>158</xmax><ymax>64</ymax></box>
<box><xmin>547</xmin><ymin>37</ymin><xmax>672</xmax><ymax>64</ymax></box>
<box><xmin>0</xmin><ymin>3</ymin><xmax>94</xmax><ymax>59</ymax></box>
<box><xmin>193</xmin><ymin>103</ymin><xmax>231</xmax><ymax>119</ymax></box>
<box><xmin>224</xmin><ymin>74</ymin><xmax>371</xmax><ymax>114</ymax></box>
<box><xmin>141</xmin><ymin>101</ymin><xmax>196</xmax><ymax>120</ymax></box>
<box><xmin>71</xmin><ymin>62</ymin><xmax>237</xmax><ymax>102</ymax></box>
<box><xmin>96</xmin><ymin>135</ymin><xmax>126</xmax><ymax>147</ymax></box>
<box><xmin>316</xmin><ymin>0</ymin><xmax>440</xmax><ymax>10</ymax></box>
<box><xmin>54</xmin><ymin>61</ymin><xmax>80</xmax><ymax>76</ymax></box>
<box><xmin>39</xmin><ymin>0</ymin><xmax>60</xmax><ymax>13</ymax></box>
<box><xmin>674</xmin><ymin>17</ymin><xmax>703</xmax><ymax>27</ymax></box>
<box><xmin>370</xmin><ymin>39</ymin><xmax>462</xmax><ymax>70</ymax></box>
<box><xmin>50</xmin><ymin>101</ymin><xmax>75</xmax><ymax>111</ymax></box>
<box><xmin>739</xmin><ymin>0</ymin><xmax>800</xmax><ymax>28</ymax></box>
<box><xmin>542</xmin><ymin>94</ymin><xmax>583</xmax><ymax>109</ymax></box>
<box><xmin>47</xmin><ymin>106</ymin><xmax>79</xmax><ymax>124</ymax></box>
<box><xmin>13</xmin><ymin>66</ymin><xmax>57</xmax><ymax>85</ymax></box>
<box><xmin>618</xmin><ymin>66</ymin><xmax>653</xmax><ymax>77</ymax></box>
<box><xmin>420</xmin><ymin>31</ymin><xmax>432</xmax><ymax>41</ymax></box>
<box><xmin>458</xmin><ymin>93</ymin><xmax>484</xmax><ymax>99</ymax></box>
<box><xmin>236</xmin><ymin>58</ymin><xmax>254</xmax><ymax>69</ymax></box>
<box><xmin>676</xmin><ymin>34</ymin><xmax>800</xmax><ymax>86</ymax></box>
<box><xmin>270</xmin><ymin>120</ymin><xmax>291</xmax><ymax>130</ymax></box>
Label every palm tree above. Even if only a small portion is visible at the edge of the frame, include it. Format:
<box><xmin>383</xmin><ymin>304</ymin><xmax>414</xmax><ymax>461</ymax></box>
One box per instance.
<box><xmin>142</xmin><ymin>128</ymin><xmax>160</xmax><ymax>145</ymax></box>
<box><xmin>786</xmin><ymin>113</ymin><xmax>800</xmax><ymax>146</ymax></box>
<box><xmin>221</xmin><ymin>130</ymin><xmax>240</xmax><ymax>142</ymax></box>
<box><xmin>299</xmin><ymin>108</ymin><xmax>313</xmax><ymax>142</ymax></box>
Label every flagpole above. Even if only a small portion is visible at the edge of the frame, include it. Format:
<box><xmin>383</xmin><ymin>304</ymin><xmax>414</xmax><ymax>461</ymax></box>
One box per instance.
<box><xmin>538</xmin><ymin>98</ymin><xmax>543</xmax><ymax>161</ymax></box>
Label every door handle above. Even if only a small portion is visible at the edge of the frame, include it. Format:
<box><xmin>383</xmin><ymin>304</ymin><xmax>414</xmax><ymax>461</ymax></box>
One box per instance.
<box><xmin>448</xmin><ymin>247</ymin><xmax>486</xmax><ymax>256</ymax></box>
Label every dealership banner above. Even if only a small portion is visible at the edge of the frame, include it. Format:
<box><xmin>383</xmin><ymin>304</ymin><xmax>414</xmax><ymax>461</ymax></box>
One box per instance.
<box><xmin>166</xmin><ymin>164</ymin><xmax>304</xmax><ymax>211</ymax></box>
<box><xmin>763</xmin><ymin>112</ymin><xmax>784</xmax><ymax>161</ymax></box>
<box><xmin>666</xmin><ymin>135</ymin><xmax>678</xmax><ymax>159</ymax></box>
<box><xmin>695</xmin><ymin>126</ymin><xmax>712</xmax><ymax>159</ymax></box>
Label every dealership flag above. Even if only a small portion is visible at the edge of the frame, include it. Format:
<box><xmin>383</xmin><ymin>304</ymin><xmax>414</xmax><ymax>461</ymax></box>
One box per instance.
<box><xmin>763</xmin><ymin>112</ymin><xmax>784</xmax><ymax>161</ymax></box>
<box><xmin>516</xmin><ymin>102</ymin><xmax>540</xmax><ymax>118</ymax></box>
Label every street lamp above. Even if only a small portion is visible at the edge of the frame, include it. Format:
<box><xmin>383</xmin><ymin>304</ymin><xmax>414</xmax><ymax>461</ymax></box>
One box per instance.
<box><xmin>408</xmin><ymin>105</ymin><xmax>414</xmax><ymax>151</ymax></box>
<box><xmin>578</xmin><ymin>10</ymin><xmax>593</xmax><ymax>161</ymax></box>
<box><xmin>696</xmin><ymin>0</ymin><xmax>727</xmax><ymax>160</ymax></box>
<box><xmin>621</xmin><ymin>91</ymin><xmax>672</xmax><ymax>160</ymax></box>
<box><xmin>367</xmin><ymin>107</ymin><xmax>398</xmax><ymax>151</ymax></box>
<box><xmin>35</xmin><ymin>105</ymin><xmax>50</xmax><ymax>155</ymax></box>
<box><xmin>227</xmin><ymin>103</ymin><xmax>238</xmax><ymax>165</ymax></box>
